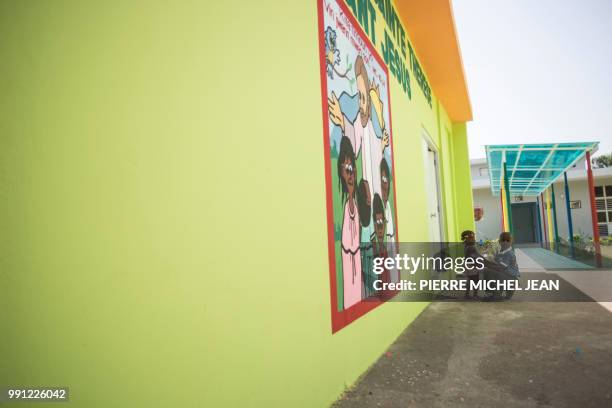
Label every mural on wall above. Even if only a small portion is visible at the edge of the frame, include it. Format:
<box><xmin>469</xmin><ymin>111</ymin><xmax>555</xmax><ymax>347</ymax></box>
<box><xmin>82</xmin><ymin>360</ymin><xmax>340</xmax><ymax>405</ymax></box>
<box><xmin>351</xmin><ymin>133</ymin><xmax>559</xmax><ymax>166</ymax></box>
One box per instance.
<box><xmin>318</xmin><ymin>0</ymin><xmax>400</xmax><ymax>332</ymax></box>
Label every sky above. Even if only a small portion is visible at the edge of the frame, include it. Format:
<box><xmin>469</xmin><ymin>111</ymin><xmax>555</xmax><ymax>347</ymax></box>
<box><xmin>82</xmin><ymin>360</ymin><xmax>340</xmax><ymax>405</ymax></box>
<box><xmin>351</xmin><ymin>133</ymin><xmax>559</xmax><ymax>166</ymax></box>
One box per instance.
<box><xmin>452</xmin><ymin>0</ymin><xmax>612</xmax><ymax>159</ymax></box>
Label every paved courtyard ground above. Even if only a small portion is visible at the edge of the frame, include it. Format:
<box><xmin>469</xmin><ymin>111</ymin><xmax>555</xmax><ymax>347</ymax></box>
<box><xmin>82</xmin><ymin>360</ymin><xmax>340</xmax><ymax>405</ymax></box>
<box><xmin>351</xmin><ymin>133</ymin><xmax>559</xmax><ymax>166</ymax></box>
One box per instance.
<box><xmin>333</xmin><ymin>249</ymin><xmax>612</xmax><ymax>408</ymax></box>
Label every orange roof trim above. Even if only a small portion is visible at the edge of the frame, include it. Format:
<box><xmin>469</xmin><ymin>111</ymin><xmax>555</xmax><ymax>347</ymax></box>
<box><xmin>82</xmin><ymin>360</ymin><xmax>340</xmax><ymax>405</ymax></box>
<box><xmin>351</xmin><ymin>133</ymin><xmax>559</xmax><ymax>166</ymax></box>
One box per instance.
<box><xmin>396</xmin><ymin>0</ymin><xmax>473</xmax><ymax>122</ymax></box>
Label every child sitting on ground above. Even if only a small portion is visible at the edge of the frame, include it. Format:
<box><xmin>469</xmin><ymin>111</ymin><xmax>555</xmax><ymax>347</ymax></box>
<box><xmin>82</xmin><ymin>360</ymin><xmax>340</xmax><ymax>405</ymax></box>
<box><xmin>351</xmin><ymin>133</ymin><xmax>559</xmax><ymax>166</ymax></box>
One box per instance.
<box><xmin>493</xmin><ymin>232</ymin><xmax>520</xmax><ymax>299</ymax></box>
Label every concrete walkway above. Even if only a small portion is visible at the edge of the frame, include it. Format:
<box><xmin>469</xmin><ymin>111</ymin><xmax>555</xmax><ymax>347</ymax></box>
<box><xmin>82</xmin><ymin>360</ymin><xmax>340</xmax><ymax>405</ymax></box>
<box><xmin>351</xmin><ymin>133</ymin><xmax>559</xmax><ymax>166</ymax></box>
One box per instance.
<box><xmin>514</xmin><ymin>248</ymin><xmax>546</xmax><ymax>272</ymax></box>
<box><xmin>333</xmin><ymin>301</ymin><xmax>612</xmax><ymax>408</ymax></box>
<box><xmin>333</xmin><ymin>250</ymin><xmax>612</xmax><ymax>408</ymax></box>
<box><xmin>518</xmin><ymin>247</ymin><xmax>594</xmax><ymax>270</ymax></box>
<box><xmin>516</xmin><ymin>247</ymin><xmax>612</xmax><ymax>312</ymax></box>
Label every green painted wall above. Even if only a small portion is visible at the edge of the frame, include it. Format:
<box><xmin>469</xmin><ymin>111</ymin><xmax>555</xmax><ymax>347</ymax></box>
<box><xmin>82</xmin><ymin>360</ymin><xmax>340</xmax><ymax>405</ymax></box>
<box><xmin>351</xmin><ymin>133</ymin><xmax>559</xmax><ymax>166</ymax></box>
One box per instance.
<box><xmin>452</xmin><ymin>122</ymin><xmax>476</xmax><ymax>236</ymax></box>
<box><xmin>0</xmin><ymin>0</ymin><xmax>472</xmax><ymax>407</ymax></box>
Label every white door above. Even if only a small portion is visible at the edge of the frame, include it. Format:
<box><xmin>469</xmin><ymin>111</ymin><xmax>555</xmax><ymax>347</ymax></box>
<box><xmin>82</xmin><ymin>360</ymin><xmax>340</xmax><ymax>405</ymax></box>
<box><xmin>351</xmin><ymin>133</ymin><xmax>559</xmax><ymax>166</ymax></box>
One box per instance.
<box><xmin>423</xmin><ymin>139</ymin><xmax>442</xmax><ymax>242</ymax></box>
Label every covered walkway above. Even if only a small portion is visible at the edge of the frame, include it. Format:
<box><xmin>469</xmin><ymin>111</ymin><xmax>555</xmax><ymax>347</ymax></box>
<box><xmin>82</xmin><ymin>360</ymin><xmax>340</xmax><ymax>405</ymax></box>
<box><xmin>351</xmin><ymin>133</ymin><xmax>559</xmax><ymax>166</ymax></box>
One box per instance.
<box><xmin>486</xmin><ymin>142</ymin><xmax>606</xmax><ymax>267</ymax></box>
<box><xmin>333</xmin><ymin>250</ymin><xmax>612</xmax><ymax>408</ymax></box>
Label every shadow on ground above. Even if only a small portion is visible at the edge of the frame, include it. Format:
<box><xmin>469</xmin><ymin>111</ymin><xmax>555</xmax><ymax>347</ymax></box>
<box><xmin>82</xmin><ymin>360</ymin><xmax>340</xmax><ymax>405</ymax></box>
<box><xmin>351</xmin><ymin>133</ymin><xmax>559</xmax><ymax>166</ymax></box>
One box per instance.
<box><xmin>333</xmin><ymin>295</ymin><xmax>612</xmax><ymax>407</ymax></box>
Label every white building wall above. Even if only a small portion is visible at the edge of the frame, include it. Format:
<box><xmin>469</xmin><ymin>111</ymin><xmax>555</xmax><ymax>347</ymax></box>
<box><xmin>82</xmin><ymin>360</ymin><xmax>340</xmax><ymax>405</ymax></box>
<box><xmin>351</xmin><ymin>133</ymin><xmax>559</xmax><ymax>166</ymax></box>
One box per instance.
<box><xmin>551</xmin><ymin>179</ymin><xmax>591</xmax><ymax>239</ymax></box>
<box><xmin>472</xmin><ymin>188</ymin><xmax>501</xmax><ymax>240</ymax></box>
<box><xmin>552</xmin><ymin>175</ymin><xmax>612</xmax><ymax>239</ymax></box>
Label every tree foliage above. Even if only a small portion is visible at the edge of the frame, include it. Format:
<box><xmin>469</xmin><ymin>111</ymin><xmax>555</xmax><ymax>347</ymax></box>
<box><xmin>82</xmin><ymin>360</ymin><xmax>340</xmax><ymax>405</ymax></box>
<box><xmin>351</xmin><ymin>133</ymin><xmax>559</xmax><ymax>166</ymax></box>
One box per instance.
<box><xmin>592</xmin><ymin>152</ymin><xmax>612</xmax><ymax>168</ymax></box>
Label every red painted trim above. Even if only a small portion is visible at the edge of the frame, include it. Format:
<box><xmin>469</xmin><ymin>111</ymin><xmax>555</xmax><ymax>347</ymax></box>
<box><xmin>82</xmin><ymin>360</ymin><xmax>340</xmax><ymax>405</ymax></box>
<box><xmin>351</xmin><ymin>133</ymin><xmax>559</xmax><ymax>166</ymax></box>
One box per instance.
<box><xmin>586</xmin><ymin>151</ymin><xmax>602</xmax><ymax>267</ymax></box>
<box><xmin>317</xmin><ymin>0</ymin><xmax>399</xmax><ymax>333</ymax></box>
<box><xmin>316</xmin><ymin>0</ymin><xmax>339</xmax><ymax>333</ymax></box>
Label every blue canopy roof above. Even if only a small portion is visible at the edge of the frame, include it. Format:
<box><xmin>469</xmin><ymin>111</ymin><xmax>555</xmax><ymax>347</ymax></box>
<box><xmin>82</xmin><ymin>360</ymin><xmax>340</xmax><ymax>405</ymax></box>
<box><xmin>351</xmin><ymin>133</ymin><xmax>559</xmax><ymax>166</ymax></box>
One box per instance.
<box><xmin>486</xmin><ymin>142</ymin><xmax>599</xmax><ymax>196</ymax></box>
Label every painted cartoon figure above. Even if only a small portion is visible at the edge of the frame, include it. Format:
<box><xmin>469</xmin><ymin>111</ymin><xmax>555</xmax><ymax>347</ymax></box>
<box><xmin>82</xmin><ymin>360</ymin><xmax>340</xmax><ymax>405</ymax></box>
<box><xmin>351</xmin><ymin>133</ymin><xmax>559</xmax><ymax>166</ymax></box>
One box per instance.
<box><xmin>358</xmin><ymin>179</ymin><xmax>375</xmax><ymax>298</ymax></box>
<box><xmin>328</xmin><ymin>56</ymin><xmax>392</xmax><ymax>300</ymax></box>
<box><xmin>380</xmin><ymin>158</ymin><xmax>394</xmax><ymax>242</ymax></box>
<box><xmin>372</xmin><ymin>194</ymin><xmax>386</xmax><ymax>253</ymax></box>
<box><xmin>328</xmin><ymin>56</ymin><xmax>389</xmax><ymax>203</ymax></box>
<box><xmin>380</xmin><ymin>157</ymin><xmax>398</xmax><ymax>282</ymax></box>
<box><xmin>338</xmin><ymin>136</ymin><xmax>362</xmax><ymax>309</ymax></box>
<box><xmin>372</xmin><ymin>193</ymin><xmax>391</xmax><ymax>295</ymax></box>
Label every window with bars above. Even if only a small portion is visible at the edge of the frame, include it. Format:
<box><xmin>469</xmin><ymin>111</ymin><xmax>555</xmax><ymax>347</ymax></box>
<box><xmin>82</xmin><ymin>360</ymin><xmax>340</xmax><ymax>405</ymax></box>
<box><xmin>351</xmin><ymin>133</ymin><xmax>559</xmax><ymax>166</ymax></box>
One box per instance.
<box><xmin>595</xmin><ymin>185</ymin><xmax>612</xmax><ymax>236</ymax></box>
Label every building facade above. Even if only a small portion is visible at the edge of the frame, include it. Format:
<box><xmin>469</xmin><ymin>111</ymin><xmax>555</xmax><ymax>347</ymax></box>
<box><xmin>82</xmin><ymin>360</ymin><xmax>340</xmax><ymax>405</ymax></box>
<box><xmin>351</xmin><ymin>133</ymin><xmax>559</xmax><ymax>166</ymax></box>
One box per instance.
<box><xmin>0</xmin><ymin>1</ymin><xmax>475</xmax><ymax>407</ymax></box>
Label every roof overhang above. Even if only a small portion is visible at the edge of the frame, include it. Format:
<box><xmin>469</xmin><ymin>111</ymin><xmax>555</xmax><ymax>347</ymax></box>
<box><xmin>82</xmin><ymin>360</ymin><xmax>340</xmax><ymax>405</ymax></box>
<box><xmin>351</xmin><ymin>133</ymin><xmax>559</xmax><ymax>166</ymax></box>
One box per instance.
<box><xmin>486</xmin><ymin>142</ymin><xmax>599</xmax><ymax>197</ymax></box>
<box><xmin>396</xmin><ymin>0</ymin><xmax>472</xmax><ymax>122</ymax></box>
<box><xmin>470</xmin><ymin>158</ymin><xmax>487</xmax><ymax>165</ymax></box>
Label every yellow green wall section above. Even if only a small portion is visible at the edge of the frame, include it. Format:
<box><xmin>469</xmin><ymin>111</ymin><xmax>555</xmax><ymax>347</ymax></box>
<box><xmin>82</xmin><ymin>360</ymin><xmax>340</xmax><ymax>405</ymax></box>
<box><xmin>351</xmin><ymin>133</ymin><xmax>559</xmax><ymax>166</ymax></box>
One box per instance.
<box><xmin>0</xmin><ymin>1</ymin><xmax>474</xmax><ymax>406</ymax></box>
